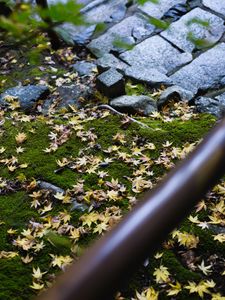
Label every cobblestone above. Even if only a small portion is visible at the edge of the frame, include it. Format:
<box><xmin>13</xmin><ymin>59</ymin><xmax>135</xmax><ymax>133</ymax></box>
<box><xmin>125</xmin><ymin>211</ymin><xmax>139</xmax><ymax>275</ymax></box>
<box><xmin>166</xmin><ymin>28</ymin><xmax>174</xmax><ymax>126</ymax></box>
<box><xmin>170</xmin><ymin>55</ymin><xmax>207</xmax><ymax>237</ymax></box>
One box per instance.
<box><xmin>170</xmin><ymin>43</ymin><xmax>225</xmax><ymax>94</ymax></box>
<box><xmin>54</xmin><ymin>0</ymin><xmax>225</xmax><ymax>117</ymax></box>
<box><xmin>161</xmin><ymin>8</ymin><xmax>225</xmax><ymax>53</ymax></box>
<box><xmin>138</xmin><ymin>0</ymin><xmax>186</xmax><ymax>19</ymax></box>
<box><xmin>120</xmin><ymin>35</ymin><xmax>192</xmax><ymax>74</ymax></box>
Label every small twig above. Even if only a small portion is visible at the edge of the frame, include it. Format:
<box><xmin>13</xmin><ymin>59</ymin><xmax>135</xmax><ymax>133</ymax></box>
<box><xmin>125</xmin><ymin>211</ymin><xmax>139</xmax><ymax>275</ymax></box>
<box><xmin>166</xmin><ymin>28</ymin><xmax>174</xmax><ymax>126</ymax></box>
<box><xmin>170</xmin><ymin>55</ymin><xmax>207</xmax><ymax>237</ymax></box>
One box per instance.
<box><xmin>98</xmin><ymin>104</ymin><xmax>149</xmax><ymax>128</ymax></box>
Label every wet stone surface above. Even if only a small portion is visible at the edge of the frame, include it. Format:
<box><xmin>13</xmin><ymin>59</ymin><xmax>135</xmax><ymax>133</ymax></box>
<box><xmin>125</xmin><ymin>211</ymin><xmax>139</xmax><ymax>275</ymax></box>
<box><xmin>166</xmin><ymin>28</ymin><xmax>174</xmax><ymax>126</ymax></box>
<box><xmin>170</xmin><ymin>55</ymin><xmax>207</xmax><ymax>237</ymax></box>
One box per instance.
<box><xmin>0</xmin><ymin>85</ymin><xmax>49</xmax><ymax>112</ymax></box>
<box><xmin>120</xmin><ymin>35</ymin><xmax>192</xmax><ymax>74</ymax></box>
<box><xmin>170</xmin><ymin>43</ymin><xmax>225</xmax><ymax>95</ymax></box>
<box><xmin>88</xmin><ymin>14</ymin><xmax>155</xmax><ymax>57</ymax></box>
<box><xmin>96</xmin><ymin>53</ymin><xmax>128</xmax><ymax>73</ymax></box>
<box><xmin>125</xmin><ymin>66</ymin><xmax>172</xmax><ymax>86</ymax></box>
<box><xmin>138</xmin><ymin>0</ymin><xmax>186</xmax><ymax>19</ymax></box>
<box><xmin>50</xmin><ymin>0</ymin><xmax>225</xmax><ymax>117</ymax></box>
<box><xmin>161</xmin><ymin>8</ymin><xmax>225</xmax><ymax>53</ymax></box>
<box><xmin>202</xmin><ymin>0</ymin><xmax>225</xmax><ymax>17</ymax></box>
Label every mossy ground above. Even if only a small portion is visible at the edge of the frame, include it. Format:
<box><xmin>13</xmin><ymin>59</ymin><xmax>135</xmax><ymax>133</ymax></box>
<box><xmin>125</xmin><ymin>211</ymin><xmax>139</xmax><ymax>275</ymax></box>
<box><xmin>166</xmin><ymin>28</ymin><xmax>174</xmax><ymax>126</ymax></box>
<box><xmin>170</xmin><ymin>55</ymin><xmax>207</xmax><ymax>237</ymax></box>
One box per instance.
<box><xmin>0</xmin><ymin>106</ymin><xmax>224</xmax><ymax>300</ymax></box>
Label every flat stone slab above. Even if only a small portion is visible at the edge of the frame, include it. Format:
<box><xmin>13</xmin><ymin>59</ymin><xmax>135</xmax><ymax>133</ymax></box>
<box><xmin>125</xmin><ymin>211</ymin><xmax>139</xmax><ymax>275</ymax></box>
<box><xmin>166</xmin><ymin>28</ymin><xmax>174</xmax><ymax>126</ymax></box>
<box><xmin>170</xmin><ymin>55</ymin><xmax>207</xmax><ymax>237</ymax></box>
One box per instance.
<box><xmin>84</xmin><ymin>0</ymin><xmax>128</xmax><ymax>24</ymax></box>
<box><xmin>120</xmin><ymin>35</ymin><xmax>192</xmax><ymax>74</ymax></box>
<box><xmin>54</xmin><ymin>0</ymin><xmax>128</xmax><ymax>46</ymax></box>
<box><xmin>110</xmin><ymin>95</ymin><xmax>157</xmax><ymax>116</ymax></box>
<box><xmin>170</xmin><ymin>43</ymin><xmax>225</xmax><ymax>94</ymax></box>
<box><xmin>96</xmin><ymin>53</ymin><xmax>128</xmax><ymax>72</ymax></box>
<box><xmin>138</xmin><ymin>0</ymin><xmax>186</xmax><ymax>18</ymax></box>
<box><xmin>161</xmin><ymin>8</ymin><xmax>225</xmax><ymax>53</ymax></box>
<box><xmin>88</xmin><ymin>14</ymin><xmax>155</xmax><ymax>57</ymax></box>
<box><xmin>202</xmin><ymin>0</ymin><xmax>225</xmax><ymax>17</ymax></box>
<box><xmin>0</xmin><ymin>85</ymin><xmax>49</xmax><ymax>112</ymax></box>
<box><xmin>125</xmin><ymin>66</ymin><xmax>172</xmax><ymax>86</ymax></box>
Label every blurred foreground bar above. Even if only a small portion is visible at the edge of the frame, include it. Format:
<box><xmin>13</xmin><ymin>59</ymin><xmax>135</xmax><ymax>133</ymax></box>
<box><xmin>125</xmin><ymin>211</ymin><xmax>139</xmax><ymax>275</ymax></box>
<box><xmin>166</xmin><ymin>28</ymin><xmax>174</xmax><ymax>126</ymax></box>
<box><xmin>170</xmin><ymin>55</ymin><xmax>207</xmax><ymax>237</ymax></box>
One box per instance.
<box><xmin>38</xmin><ymin>118</ymin><xmax>225</xmax><ymax>300</ymax></box>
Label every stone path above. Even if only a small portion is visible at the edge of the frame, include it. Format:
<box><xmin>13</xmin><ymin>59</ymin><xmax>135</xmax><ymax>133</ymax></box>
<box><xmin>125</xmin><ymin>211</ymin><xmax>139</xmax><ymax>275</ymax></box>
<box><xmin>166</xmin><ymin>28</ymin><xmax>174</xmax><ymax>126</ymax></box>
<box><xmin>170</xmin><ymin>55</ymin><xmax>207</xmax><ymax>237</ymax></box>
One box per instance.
<box><xmin>2</xmin><ymin>0</ymin><xmax>225</xmax><ymax>117</ymax></box>
<box><xmin>58</xmin><ymin>0</ymin><xmax>225</xmax><ymax>117</ymax></box>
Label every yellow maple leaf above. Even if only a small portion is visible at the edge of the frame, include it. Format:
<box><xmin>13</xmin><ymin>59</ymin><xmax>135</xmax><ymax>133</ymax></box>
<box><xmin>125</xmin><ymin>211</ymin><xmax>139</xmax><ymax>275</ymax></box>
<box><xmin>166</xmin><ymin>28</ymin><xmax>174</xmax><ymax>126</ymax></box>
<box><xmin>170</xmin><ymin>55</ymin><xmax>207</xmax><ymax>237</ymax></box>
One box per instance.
<box><xmin>153</xmin><ymin>265</ymin><xmax>170</xmax><ymax>283</ymax></box>
<box><xmin>214</xmin><ymin>234</ymin><xmax>225</xmax><ymax>243</ymax></box>
<box><xmin>167</xmin><ymin>281</ymin><xmax>182</xmax><ymax>296</ymax></box>
<box><xmin>30</xmin><ymin>282</ymin><xmax>44</xmax><ymax>290</ymax></box>
<box><xmin>0</xmin><ymin>251</ymin><xmax>18</xmax><ymax>259</ymax></box>
<box><xmin>21</xmin><ymin>255</ymin><xmax>33</xmax><ymax>264</ymax></box>
<box><xmin>185</xmin><ymin>280</ymin><xmax>215</xmax><ymax>298</ymax></box>
<box><xmin>15</xmin><ymin>132</ymin><xmax>27</xmax><ymax>144</ymax></box>
<box><xmin>32</xmin><ymin>267</ymin><xmax>47</xmax><ymax>280</ymax></box>
<box><xmin>172</xmin><ymin>230</ymin><xmax>199</xmax><ymax>248</ymax></box>
<box><xmin>211</xmin><ymin>293</ymin><xmax>225</xmax><ymax>300</ymax></box>
<box><xmin>133</xmin><ymin>287</ymin><xmax>159</xmax><ymax>300</ymax></box>
<box><xmin>0</xmin><ymin>147</ymin><xmax>6</xmax><ymax>153</ymax></box>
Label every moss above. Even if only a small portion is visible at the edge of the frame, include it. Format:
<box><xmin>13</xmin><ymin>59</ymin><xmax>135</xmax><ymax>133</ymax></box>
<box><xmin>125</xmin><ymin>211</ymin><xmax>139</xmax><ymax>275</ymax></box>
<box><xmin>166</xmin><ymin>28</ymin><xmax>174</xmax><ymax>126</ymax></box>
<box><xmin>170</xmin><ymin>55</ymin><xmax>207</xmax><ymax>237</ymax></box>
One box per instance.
<box><xmin>161</xmin><ymin>250</ymin><xmax>201</xmax><ymax>282</ymax></box>
<box><xmin>0</xmin><ymin>192</ymin><xmax>38</xmax><ymax>250</ymax></box>
<box><xmin>0</xmin><ymin>258</ymin><xmax>34</xmax><ymax>300</ymax></box>
<box><xmin>0</xmin><ymin>111</ymin><xmax>221</xmax><ymax>299</ymax></box>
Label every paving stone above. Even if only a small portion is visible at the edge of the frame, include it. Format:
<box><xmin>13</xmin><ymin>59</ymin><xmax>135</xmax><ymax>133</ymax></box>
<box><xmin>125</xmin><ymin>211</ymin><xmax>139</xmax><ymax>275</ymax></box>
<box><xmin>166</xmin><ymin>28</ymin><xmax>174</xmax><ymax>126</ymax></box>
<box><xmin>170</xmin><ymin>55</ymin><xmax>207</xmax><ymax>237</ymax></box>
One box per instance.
<box><xmin>215</xmin><ymin>92</ymin><xmax>225</xmax><ymax>103</ymax></box>
<box><xmin>88</xmin><ymin>14</ymin><xmax>155</xmax><ymax>57</ymax></box>
<box><xmin>158</xmin><ymin>85</ymin><xmax>194</xmax><ymax>108</ymax></box>
<box><xmin>57</xmin><ymin>23</ymin><xmax>96</xmax><ymax>45</ymax></box>
<box><xmin>83</xmin><ymin>0</ymin><xmax>128</xmax><ymax>24</ymax></box>
<box><xmin>73</xmin><ymin>61</ymin><xmax>97</xmax><ymax>76</ymax></box>
<box><xmin>96</xmin><ymin>68</ymin><xmax>125</xmax><ymax>98</ymax></box>
<box><xmin>96</xmin><ymin>54</ymin><xmax>128</xmax><ymax>72</ymax></box>
<box><xmin>54</xmin><ymin>0</ymin><xmax>128</xmax><ymax>46</ymax></box>
<box><xmin>195</xmin><ymin>97</ymin><xmax>223</xmax><ymax>117</ymax></box>
<box><xmin>0</xmin><ymin>85</ymin><xmax>49</xmax><ymax>112</ymax></box>
<box><xmin>110</xmin><ymin>95</ymin><xmax>157</xmax><ymax>116</ymax></box>
<box><xmin>170</xmin><ymin>43</ymin><xmax>225</xmax><ymax>94</ymax></box>
<box><xmin>202</xmin><ymin>0</ymin><xmax>225</xmax><ymax>17</ymax></box>
<box><xmin>120</xmin><ymin>35</ymin><xmax>192</xmax><ymax>74</ymax></box>
<box><xmin>138</xmin><ymin>0</ymin><xmax>186</xmax><ymax>19</ymax></box>
<box><xmin>125</xmin><ymin>66</ymin><xmax>172</xmax><ymax>86</ymax></box>
<box><xmin>161</xmin><ymin>8</ymin><xmax>225</xmax><ymax>53</ymax></box>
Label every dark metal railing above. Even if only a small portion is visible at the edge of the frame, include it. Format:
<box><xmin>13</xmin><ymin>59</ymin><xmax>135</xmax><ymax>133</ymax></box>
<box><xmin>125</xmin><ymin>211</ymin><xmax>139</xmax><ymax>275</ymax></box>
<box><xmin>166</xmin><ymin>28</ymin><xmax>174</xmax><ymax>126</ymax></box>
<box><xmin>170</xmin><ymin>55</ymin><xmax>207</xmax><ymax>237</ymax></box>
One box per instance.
<box><xmin>38</xmin><ymin>117</ymin><xmax>225</xmax><ymax>300</ymax></box>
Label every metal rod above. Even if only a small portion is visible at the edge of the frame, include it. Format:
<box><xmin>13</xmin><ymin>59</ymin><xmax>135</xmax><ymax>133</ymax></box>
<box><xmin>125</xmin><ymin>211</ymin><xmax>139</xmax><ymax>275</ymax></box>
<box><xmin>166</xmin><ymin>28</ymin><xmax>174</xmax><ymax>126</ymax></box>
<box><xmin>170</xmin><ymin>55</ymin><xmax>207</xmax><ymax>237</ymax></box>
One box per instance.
<box><xmin>38</xmin><ymin>117</ymin><xmax>225</xmax><ymax>300</ymax></box>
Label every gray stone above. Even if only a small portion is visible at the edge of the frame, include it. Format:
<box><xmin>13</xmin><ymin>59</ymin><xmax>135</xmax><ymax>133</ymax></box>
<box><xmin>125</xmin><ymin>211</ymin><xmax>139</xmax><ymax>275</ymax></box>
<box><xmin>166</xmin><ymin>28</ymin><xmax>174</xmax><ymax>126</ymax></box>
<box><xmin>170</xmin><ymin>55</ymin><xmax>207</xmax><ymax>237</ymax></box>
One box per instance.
<box><xmin>161</xmin><ymin>8</ymin><xmax>225</xmax><ymax>53</ymax></box>
<box><xmin>125</xmin><ymin>66</ymin><xmax>173</xmax><ymax>86</ymax></box>
<box><xmin>73</xmin><ymin>61</ymin><xmax>97</xmax><ymax>76</ymax></box>
<box><xmin>96</xmin><ymin>68</ymin><xmax>125</xmax><ymax>98</ymax></box>
<box><xmin>96</xmin><ymin>53</ymin><xmax>128</xmax><ymax>72</ymax></box>
<box><xmin>170</xmin><ymin>43</ymin><xmax>225</xmax><ymax>94</ymax></box>
<box><xmin>57</xmin><ymin>84</ymin><xmax>92</xmax><ymax>108</ymax></box>
<box><xmin>88</xmin><ymin>14</ymin><xmax>155</xmax><ymax>57</ymax></box>
<box><xmin>158</xmin><ymin>85</ymin><xmax>194</xmax><ymax>108</ymax></box>
<box><xmin>202</xmin><ymin>0</ymin><xmax>225</xmax><ymax>17</ymax></box>
<box><xmin>215</xmin><ymin>92</ymin><xmax>225</xmax><ymax>103</ymax></box>
<box><xmin>138</xmin><ymin>0</ymin><xmax>186</xmax><ymax>18</ymax></box>
<box><xmin>57</xmin><ymin>23</ymin><xmax>96</xmax><ymax>45</ymax></box>
<box><xmin>110</xmin><ymin>95</ymin><xmax>157</xmax><ymax>116</ymax></box>
<box><xmin>0</xmin><ymin>85</ymin><xmax>49</xmax><ymax>112</ymax></box>
<box><xmin>195</xmin><ymin>97</ymin><xmax>224</xmax><ymax>117</ymax></box>
<box><xmin>120</xmin><ymin>35</ymin><xmax>192</xmax><ymax>74</ymax></box>
<box><xmin>83</xmin><ymin>0</ymin><xmax>128</xmax><ymax>24</ymax></box>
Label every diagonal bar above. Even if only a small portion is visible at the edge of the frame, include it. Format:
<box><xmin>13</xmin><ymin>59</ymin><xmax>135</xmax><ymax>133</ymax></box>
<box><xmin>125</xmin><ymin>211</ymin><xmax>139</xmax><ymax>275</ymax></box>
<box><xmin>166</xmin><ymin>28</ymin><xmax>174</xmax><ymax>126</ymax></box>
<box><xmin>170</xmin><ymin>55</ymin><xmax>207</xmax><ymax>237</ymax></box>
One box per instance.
<box><xmin>38</xmin><ymin>117</ymin><xmax>225</xmax><ymax>300</ymax></box>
